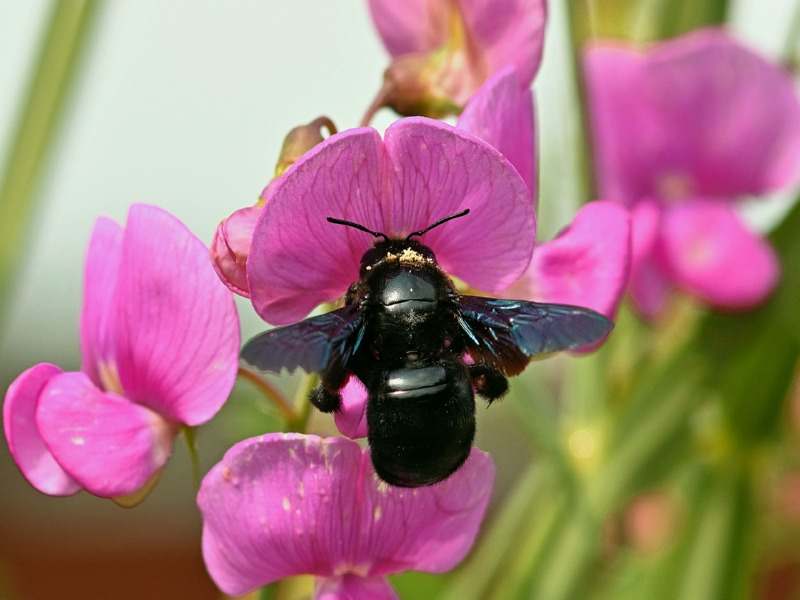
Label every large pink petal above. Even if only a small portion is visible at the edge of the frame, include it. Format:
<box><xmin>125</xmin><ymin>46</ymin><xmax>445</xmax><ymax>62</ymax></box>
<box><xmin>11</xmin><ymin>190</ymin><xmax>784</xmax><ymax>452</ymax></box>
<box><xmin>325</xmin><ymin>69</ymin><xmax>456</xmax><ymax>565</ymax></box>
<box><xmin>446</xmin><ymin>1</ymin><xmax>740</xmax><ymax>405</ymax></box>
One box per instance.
<box><xmin>333</xmin><ymin>376</ymin><xmax>369</xmax><ymax>439</ymax></box>
<box><xmin>248</xmin><ymin>119</ymin><xmax>534</xmax><ymax>324</ymax></box>
<box><xmin>3</xmin><ymin>364</ymin><xmax>80</xmax><ymax>496</ymax></box>
<box><xmin>36</xmin><ymin>371</ymin><xmax>176</xmax><ymax>498</ymax></box>
<box><xmin>112</xmin><ymin>204</ymin><xmax>240</xmax><ymax>425</ymax></box>
<box><xmin>661</xmin><ymin>200</ymin><xmax>779</xmax><ymax>308</ymax></box>
<box><xmin>248</xmin><ymin>128</ymin><xmax>386</xmax><ymax>323</ymax></box>
<box><xmin>586</xmin><ymin>29</ymin><xmax>800</xmax><ymax>203</ymax></box>
<box><xmin>458</xmin><ymin>66</ymin><xmax>536</xmax><ymax>197</ymax></box>
<box><xmin>383</xmin><ymin>119</ymin><xmax>534</xmax><ymax>293</ymax></box>
<box><xmin>198</xmin><ymin>434</ymin><xmax>494</xmax><ymax>596</ymax></box>
<box><xmin>210</xmin><ymin>205</ymin><xmax>262</xmax><ymax>298</ymax></box>
<box><xmin>526</xmin><ymin>202</ymin><xmax>631</xmax><ymax>319</ymax></box>
<box><xmin>584</xmin><ymin>43</ymin><xmax>664</xmax><ymax>205</ymax></box>
<box><xmin>315</xmin><ymin>575</ymin><xmax>398</xmax><ymax>600</ymax></box>
<box><xmin>80</xmin><ymin>217</ymin><xmax>124</xmax><ymax>389</ymax></box>
<box><xmin>627</xmin><ymin>199</ymin><xmax>673</xmax><ymax>317</ymax></box>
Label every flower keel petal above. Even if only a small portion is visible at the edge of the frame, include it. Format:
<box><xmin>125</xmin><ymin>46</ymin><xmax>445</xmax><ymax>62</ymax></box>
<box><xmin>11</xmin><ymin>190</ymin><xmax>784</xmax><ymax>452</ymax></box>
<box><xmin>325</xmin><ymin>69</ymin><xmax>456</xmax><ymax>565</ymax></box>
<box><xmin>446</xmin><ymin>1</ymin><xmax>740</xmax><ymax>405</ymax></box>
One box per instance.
<box><xmin>3</xmin><ymin>363</ymin><xmax>80</xmax><ymax>496</ymax></box>
<box><xmin>36</xmin><ymin>371</ymin><xmax>176</xmax><ymax>498</ymax></box>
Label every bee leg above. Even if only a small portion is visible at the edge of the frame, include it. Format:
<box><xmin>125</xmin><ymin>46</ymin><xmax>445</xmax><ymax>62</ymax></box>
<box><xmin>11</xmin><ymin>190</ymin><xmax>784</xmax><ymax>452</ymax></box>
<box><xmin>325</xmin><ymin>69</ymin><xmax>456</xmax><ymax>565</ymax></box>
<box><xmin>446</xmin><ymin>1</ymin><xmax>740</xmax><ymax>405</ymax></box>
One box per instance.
<box><xmin>469</xmin><ymin>364</ymin><xmax>509</xmax><ymax>404</ymax></box>
<box><xmin>309</xmin><ymin>384</ymin><xmax>342</xmax><ymax>413</ymax></box>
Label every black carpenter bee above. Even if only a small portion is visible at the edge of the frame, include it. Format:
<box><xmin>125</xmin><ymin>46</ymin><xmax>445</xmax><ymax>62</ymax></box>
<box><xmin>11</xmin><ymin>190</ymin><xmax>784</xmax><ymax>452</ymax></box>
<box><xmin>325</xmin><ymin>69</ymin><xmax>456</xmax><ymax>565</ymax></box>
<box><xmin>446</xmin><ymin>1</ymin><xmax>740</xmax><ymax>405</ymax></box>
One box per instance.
<box><xmin>241</xmin><ymin>210</ymin><xmax>613</xmax><ymax>487</ymax></box>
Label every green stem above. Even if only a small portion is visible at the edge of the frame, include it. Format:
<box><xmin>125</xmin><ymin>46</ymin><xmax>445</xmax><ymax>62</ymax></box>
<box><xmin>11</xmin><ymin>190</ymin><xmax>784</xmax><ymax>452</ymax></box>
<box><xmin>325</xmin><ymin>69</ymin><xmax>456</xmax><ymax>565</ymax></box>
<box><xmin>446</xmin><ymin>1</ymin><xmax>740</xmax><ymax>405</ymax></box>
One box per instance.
<box><xmin>182</xmin><ymin>425</ymin><xmax>200</xmax><ymax>490</ymax></box>
<box><xmin>564</xmin><ymin>0</ymin><xmax>598</xmax><ymax>204</ymax></box>
<box><xmin>0</xmin><ymin>0</ymin><xmax>100</xmax><ymax>322</ymax></box>
<box><xmin>237</xmin><ymin>367</ymin><xmax>297</xmax><ymax>422</ymax></box>
<box><xmin>784</xmin><ymin>0</ymin><xmax>800</xmax><ymax>73</ymax></box>
<box><xmin>285</xmin><ymin>373</ymin><xmax>317</xmax><ymax>433</ymax></box>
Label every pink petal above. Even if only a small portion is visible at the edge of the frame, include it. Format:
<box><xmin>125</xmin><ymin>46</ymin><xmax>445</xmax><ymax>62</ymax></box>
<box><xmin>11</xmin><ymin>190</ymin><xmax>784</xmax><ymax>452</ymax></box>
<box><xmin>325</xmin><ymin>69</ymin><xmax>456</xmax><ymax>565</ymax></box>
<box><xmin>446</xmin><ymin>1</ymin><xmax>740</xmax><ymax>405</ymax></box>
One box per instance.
<box><xmin>368</xmin><ymin>0</ymin><xmax>546</xmax><ymax>90</ymax></box>
<box><xmin>112</xmin><ymin>204</ymin><xmax>240</xmax><ymax>425</ymax></box>
<box><xmin>198</xmin><ymin>434</ymin><xmax>494</xmax><ymax>596</ymax></box>
<box><xmin>210</xmin><ymin>205</ymin><xmax>262</xmax><ymax>298</ymax></box>
<box><xmin>661</xmin><ymin>199</ymin><xmax>779</xmax><ymax>308</ymax></box>
<box><xmin>248</xmin><ymin>128</ymin><xmax>386</xmax><ymax>323</ymax></box>
<box><xmin>35</xmin><ymin>371</ymin><xmax>176</xmax><ymax>498</ymax></box>
<box><xmin>628</xmin><ymin>199</ymin><xmax>673</xmax><ymax>317</ymax></box>
<box><xmin>586</xmin><ymin>29</ymin><xmax>800</xmax><ymax>203</ymax></box>
<box><xmin>315</xmin><ymin>575</ymin><xmax>398</xmax><ymax>600</ymax></box>
<box><xmin>3</xmin><ymin>363</ymin><xmax>80</xmax><ymax>496</ymax></box>
<box><xmin>248</xmin><ymin>119</ymin><xmax>534</xmax><ymax>324</ymax></box>
<box><xmin>457</xmin><ymin>66</ymin><xmax>536</xmax><ymax>197</ymax></box>
<box><xmin>526</xmin><ymin>202</ymin><xmax>631</xmax><ymax>319</ymax></box>
<box><xmin>333</xmin><ymin>376</ymin><xmax>369</xmax><ymax>439</ymax></box>
<box><xmin>458</xmin><ymin>0</ymin><xmax>547</xmax><ymax>87</ymax></box>
<box><xmin>384</xmin><ymin>119</ymin><xmax>534</xmax><ymax>292</ymax></box>
<box><xmin>80</xmin><ymin>216</ymin><xmax>124</xmax><ymax>389</ymax></box>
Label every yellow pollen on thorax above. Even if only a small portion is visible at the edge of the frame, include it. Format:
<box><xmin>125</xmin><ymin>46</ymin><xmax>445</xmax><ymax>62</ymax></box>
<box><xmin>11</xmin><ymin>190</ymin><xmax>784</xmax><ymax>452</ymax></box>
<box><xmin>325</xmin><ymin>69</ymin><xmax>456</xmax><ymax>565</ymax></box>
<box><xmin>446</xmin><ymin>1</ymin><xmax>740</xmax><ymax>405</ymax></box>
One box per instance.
<box><xmin>384</xmin><ymin>248</ymin><xmax>433</xmax><ymax>266</ymax></box>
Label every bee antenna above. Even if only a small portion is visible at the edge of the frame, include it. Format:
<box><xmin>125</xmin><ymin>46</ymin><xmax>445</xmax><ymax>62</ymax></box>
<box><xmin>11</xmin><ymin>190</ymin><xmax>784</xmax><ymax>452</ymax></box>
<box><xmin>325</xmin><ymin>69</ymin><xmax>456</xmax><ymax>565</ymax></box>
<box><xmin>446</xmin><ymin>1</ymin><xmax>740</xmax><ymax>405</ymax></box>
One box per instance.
<box><xmin>327</xmin><ymin>217</ymin><xmax>390</xmax><ymax>242</ymax></box>
<box><xmin>405</xmin><ymin>209</ymin><xmax>470</xmax><ymax>240</ymax></box>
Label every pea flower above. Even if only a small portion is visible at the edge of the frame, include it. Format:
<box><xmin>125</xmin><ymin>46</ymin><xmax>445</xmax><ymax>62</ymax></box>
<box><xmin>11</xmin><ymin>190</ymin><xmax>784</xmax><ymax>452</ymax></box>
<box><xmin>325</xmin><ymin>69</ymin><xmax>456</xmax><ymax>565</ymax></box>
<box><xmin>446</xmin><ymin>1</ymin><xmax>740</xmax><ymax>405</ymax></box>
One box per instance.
<box><xmin>3</xmin><ymin>204</ymin><xmax>240</xmax><ymax>500</ymax></box>
<box><xmin>198</xmin><ymin>433</ymin><xmax>494</xmax><ymax>598</ymax></box>
<box><xmin>211</xmin><ymin>117</ymin><xmax>337</xmax><ymax>297</ymax></box>
<box><xmin>363</xmin><ymin>0</ymin><xmax>547</xmax><ymax>122</ymax></box>
<box><xmin>585</xmin><ymin>28</ymin><xmax>800</xmax><ymax>316</ymax></box>
<box><xmin>247</xmin><ymin>117</ymin><xmax>535</xmax><ymax>325</ymax></box>
<box><xmin>457</xmin><ymin>66</ymin><xmax>631</xmax><ymax>320</ymax></box>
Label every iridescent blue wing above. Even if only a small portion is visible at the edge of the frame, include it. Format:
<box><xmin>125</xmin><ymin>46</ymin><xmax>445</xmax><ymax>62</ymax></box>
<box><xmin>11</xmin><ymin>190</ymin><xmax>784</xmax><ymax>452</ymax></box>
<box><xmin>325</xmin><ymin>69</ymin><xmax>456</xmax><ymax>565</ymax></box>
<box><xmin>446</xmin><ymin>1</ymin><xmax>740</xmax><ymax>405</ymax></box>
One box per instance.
<box><xmin>457</xmin><ymin>296</ymin><xmax>613</xmax><ymax>376</ymax></box>
<box><xmin>240</xmin><ymin>306</ymin><xmax>366</xmax><ymax>383</ymax></box>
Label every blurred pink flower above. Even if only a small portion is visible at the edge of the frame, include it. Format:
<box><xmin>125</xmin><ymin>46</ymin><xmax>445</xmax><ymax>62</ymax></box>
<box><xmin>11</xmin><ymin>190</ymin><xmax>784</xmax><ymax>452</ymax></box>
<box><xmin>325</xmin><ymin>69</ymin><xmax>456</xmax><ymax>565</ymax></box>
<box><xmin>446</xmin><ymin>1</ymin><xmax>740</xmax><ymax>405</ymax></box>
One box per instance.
<box><xmin>364</xmin><ymin>0</ymin><xmax>547</xmax><ymax>120</ymax></box>
<box><xmin>585</xmin><ymin>28</ymin><xmax>800</xmax><ymax>316</ymax></box>
<box><xmin>457</xmin><ymin>67</ymin><xmax>631</xmax><ymax>320</ymax></box>
<box><xmin>198</xmin><ymin>433</ymin><xmax>494</xmax><ymax>598</ymax></box>
<box><xmin>247</xmin><ymin>117</ymin><xmax>535</xmax><ymax>325</ymax></box>
<box><xmin>3</xmin><ymin>204</ymin><xmax>240</xmax><ymax>500</ymax></box>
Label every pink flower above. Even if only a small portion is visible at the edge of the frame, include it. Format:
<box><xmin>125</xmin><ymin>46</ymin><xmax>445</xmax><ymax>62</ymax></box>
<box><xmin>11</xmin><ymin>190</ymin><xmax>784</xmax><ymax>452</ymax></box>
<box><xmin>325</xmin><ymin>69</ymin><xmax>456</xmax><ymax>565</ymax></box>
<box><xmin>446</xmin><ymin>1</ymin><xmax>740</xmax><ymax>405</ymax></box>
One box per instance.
<box><xmin>247</xmin><ymin>117</ymin><xmax>535</xmax><ymax>325</ymax></box>
<box><xmin>211</xmin><ymin>204</ymin><xmax>263</xmax><ymax>298</ymax></box>
<box><xmin>3</xmin><ymin>204</ymin><xmax>240</xmax><ymax>500</ymax></box>
<box><xmin>198</xmin><ymin>433</ymin><xmax>494</xmax><ymax>598</ymax></box>
<box><xmin>211</xmin><ymin>118</ymin><xmax>337</xmax><ymax>297</ymax></box>
<box><xmin>363</xmin><ymin>0</ymin><xmax>547</xmax><ymax>121</ymax></box>
<box><xmin>457</xmin><ymin>67</ymin><xmax>631</xmax><ymax>320</ymax></box>
<box><xmin>585</xmin><ymin>28</ymin><xmax>800</xmax><ymax>316</ymax></box>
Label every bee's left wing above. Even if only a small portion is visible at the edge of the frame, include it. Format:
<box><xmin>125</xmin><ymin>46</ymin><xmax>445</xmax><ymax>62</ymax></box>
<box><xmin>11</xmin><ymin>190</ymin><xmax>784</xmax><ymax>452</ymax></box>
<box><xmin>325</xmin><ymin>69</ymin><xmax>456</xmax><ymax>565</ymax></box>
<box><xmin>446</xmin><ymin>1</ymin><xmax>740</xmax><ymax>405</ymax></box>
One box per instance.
<box><xmin>457</xmin><ymin>296</ymin><xmax>614</xmax><ymax>376</ymax></box>
<box><xmin>241</xmin><ymin>306</ymin><xmax>366</xmax><ymax>383</ymax></box>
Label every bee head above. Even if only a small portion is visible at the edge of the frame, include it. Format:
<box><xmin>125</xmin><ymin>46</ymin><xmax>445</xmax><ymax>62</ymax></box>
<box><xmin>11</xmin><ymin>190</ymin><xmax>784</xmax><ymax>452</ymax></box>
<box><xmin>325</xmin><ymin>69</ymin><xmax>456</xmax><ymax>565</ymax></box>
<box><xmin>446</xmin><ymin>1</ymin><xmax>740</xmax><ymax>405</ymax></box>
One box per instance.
<box><xmin>326</xmin><ymin>209</ymin><xmax>469</xmax><ymax>277</ymax></box>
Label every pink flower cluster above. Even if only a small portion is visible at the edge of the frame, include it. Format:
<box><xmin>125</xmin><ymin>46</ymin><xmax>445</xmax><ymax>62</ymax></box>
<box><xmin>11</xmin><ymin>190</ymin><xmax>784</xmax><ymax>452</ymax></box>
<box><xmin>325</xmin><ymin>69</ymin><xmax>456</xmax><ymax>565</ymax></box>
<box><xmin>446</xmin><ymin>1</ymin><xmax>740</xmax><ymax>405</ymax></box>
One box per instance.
<box><xmin>586</xmin><ymin>29</ymin><xmax>800</xmax><ymax>316</ymax></box>
<box><xmin>6</xmin><ymin>2</ymin><xmax>799</xmax><ymax>599</ymax></box>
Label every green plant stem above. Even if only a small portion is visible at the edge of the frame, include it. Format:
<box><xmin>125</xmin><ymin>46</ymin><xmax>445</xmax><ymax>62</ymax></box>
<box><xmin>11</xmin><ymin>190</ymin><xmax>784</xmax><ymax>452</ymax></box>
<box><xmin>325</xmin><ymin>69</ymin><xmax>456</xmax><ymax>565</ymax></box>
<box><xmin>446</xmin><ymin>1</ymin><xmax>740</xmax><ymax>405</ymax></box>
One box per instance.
<box><xmin>237</xmin><ymin>367</ymin><xmax>297</xmax><ymax>422</ymax></box>
<box><xmin>0</xmin><ymin>0</ymin><xmax>100</xmax><ymax>322</ymax></box>
<box><xmin>564</xmin><ymin>0</ymin><xmax>598</xmax><ymax>204</ymax></box>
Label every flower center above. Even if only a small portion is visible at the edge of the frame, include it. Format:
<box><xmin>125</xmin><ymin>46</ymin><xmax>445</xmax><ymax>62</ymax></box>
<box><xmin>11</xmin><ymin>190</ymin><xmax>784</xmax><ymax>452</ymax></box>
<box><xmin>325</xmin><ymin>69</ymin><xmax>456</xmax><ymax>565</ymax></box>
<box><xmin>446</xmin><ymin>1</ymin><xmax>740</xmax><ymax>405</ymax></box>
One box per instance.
<box><xmin>656</xmin><ymin>171</ymin><xmax>693</xmax><ymax>202</ymax></box>
<box><xmin>98</xmin><ymin>361</ymin><xmax>124</xmax><ymax>395</ymax></box>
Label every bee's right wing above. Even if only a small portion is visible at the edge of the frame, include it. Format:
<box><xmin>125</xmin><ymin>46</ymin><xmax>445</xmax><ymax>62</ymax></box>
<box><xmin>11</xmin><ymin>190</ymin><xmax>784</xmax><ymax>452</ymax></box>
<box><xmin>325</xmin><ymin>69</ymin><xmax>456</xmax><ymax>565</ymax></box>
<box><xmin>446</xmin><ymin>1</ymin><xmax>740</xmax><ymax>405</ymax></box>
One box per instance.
<box><xmin>457</xmin><ymin>296</ymin><xmax>614</xmax><ymax>376</ymax></box>
<box><xmin>240</xmin><ymin>306</ymin><xmax>366</xmax><ymax>382</ymax></box>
